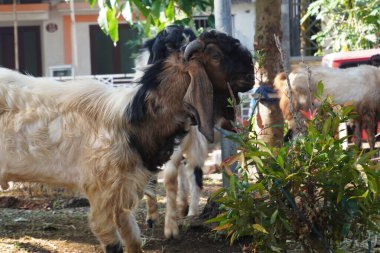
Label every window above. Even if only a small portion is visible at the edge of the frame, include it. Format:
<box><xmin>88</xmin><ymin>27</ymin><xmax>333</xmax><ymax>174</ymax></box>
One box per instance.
<box><xmin>0</xmin><ymin>26</ymin><xmax>42</xmax><ymax>76</ymax></box>
<box><xmin>194</xmin><ymin>16</ymin><xmax>209</xmax><ymax>30</ymax></box>
<box><xmin>89</xmin><ymin>24</ymin><xmax>138</xmax><ymax>75</ymax></box>
<box><xmin>289</xmin><ymin>0</ymin><xmax>320</xmax><ymax>56</ymax></box>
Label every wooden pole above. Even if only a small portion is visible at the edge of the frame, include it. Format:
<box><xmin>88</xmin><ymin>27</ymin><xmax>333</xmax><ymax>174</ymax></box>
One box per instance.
<box><xmin>13</xmin><ymin>0</ymin><xmax>19</xmax><ymax>71</ymax></box>
<box><xmin>70</xmin><ymin>0</ymin><xmax>78</xmax><ymax>77</ymax></box>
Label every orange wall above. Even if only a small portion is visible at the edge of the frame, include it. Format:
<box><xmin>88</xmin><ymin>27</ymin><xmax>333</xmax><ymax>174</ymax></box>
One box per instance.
<box><xmin>63</xmin><ymin>15</ymin><xmax>98</xmax><ymax>64</ymax></box>
<box><xmin>0</xmin><ymin>3</ymin><xmax>49</xmax><ymax>12</ymax></box>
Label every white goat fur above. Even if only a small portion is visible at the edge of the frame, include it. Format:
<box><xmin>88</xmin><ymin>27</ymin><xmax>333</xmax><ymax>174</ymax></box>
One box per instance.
<box><xmin>0</xmin><ymin>68</ymin><xmax>151</xmax><ymax>252</ymax></box>
<box><xmin>162</xmin><ymin>125</ymin><xmax>208</xmax><ymax>238</ymax></box>
<box><xmin>275</xmin><ymin>65</ymin><xmax>380</xmax><ymax>147</ymax></box>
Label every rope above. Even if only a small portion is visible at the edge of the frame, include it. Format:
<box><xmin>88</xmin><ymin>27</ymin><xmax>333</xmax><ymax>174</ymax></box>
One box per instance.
<box><xmin>252</xmin><ymin>85</ymin><xmax>279</xmax><ymax>104</ymax></box>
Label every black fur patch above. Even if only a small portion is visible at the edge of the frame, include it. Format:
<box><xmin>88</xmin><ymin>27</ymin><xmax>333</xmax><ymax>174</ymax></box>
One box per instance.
<box><xmin>144</xmin><ymin>24</ymin><xmax>196</xmax><ymax>64</ymax></box>
<box><xmin>147</xmin><ymin>219</ymin><xmax>155</xmax><ymax>228</ymax></box>
<box><xmin>105</xmin><ymin>243</ymin><xmax>123</xmax><ymax>253</ymax></box>
<box><xmin>129</xmin><ymin>127</ymin><xmax>189</xmax><ymax>172</ymax></box>
<box><xmin>127</xmin><ymin>60</ymin><xmax>165</xmax><ymax>124</ymax></box>
<box><xmin>283</xmin><ymin>128</ymin><xmax>294</xmax><ymax>142</ymax></box>
<box><xmin>194</xmin><ymin>166</ymin><xmax>203</xmax><ymax>189</ymax></box>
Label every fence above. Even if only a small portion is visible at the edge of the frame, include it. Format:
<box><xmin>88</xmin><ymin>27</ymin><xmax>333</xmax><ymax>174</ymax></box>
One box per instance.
<box><xmin>54</xmin><ymin>73</ymin><xmax>136</xmax><ymax>88</ymax></box>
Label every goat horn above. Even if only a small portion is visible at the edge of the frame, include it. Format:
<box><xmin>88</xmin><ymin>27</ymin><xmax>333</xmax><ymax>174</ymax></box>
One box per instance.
<box><xmin>184</xmin><ymin>40</ymin><xmax>203</xmax><ymax>61</ymax></box>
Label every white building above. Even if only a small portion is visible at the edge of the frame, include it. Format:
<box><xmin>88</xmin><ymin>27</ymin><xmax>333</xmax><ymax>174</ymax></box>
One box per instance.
<box><xmin>231</xmin><ymin>0</ymin><xmax>255</xmax><ymax>51</ymax></box>
<box><xmin>0</xmin><ymin>0</ymin><xmax>140</xmax><ymax>76</ymax></box>
<box><xmin>0</xmin><ymin>0</ymin><xmax>313</xmax><ymax>77</ymax></box>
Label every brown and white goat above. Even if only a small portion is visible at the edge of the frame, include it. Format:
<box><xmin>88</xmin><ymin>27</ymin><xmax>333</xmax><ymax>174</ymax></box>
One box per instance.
<box><xmin>137</xmin><ymin>25</ymin><xmax>208</xmax><ymax>231</ymax></box>
<box><xmin>0</xmin><ymin>30</ymin><xmax>254</xmax><ymax>253</ymax></box>
<box><xmin>274</xmin><ymin>65</ymin><xmax>380</xmax><ymax>149</ymax></box>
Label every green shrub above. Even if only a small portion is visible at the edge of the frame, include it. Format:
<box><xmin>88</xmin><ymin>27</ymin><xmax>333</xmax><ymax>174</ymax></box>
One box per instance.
<box><xmin>208</xmin><ymin>92</ymin><xmax>380</xmax><ymax>252</ymax></box>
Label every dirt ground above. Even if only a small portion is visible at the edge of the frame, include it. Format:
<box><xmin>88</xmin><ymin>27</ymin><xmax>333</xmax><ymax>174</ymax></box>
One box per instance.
<box><xmin>0</xmin><ymin>174</ymin><xmax>247</xmax><ymax>253</ymax></box>
<box><xmin>2</xmin><ymin>173</ymin><xmax>379</xmax><ymax>253</ymax></box>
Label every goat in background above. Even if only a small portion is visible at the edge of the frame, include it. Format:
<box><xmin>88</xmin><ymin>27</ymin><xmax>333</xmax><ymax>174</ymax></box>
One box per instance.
<box><xmin>274</xmin><ymin>65</ymin><xmax>380</xmax><ymax>150</ymax></box>
<box><xmin>0</xmin><ymin>29</ymin><xmax>254</xmax><ymax>253</ymax></box>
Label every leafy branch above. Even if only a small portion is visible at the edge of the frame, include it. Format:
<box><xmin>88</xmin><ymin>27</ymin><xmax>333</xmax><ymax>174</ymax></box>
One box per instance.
<box><xmin>84</xmin><ymin>0</ymin><xmax>214</xmax><ymax>43</ymax></box>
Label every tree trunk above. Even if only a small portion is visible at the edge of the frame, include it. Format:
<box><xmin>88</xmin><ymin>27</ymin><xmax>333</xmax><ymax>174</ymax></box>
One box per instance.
<box><xmin>254</xmin><ymin>0</ymin><xmax>284</xmax><ymax>147</ymax></box>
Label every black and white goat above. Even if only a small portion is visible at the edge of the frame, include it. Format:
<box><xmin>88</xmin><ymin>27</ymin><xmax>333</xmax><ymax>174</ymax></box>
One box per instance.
<box><xmin>0</xmin><ymin>30</ymin><xmax>254</xmax><ymax>253</ymax></box>
<box><xmin>140</xmin><ymin>25</ymin><xmax>246</xmax><ymax>239</ymax></box>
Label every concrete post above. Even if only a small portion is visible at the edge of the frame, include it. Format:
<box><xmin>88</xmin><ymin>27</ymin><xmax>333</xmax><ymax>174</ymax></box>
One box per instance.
<box><xmin>214</xmin><ymin>0</ymin><xmax>237</xmax><ymax>187</ymax></box>
<box><xmin>281</xmin><ymin>0</ymin><xmax>291</xmax><ymax>70</ymax></box>
<box><xmin>214</xmin><ymin>0</ymin><xmax>232</xmax><ymax>35</ymax></box>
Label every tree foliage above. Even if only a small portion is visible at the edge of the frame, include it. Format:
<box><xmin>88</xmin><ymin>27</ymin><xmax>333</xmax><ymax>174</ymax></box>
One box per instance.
<box><xmin>86</xmin><ymin>0</ymin><xmax>214</xmax><ymax>42</ymax></box>
<box><xmin>302</xmin><ymin>0</ymin><xmax>380</xmax><ymax>55</ymax></box>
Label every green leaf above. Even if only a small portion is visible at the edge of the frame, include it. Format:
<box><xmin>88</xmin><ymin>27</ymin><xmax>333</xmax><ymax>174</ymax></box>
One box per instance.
<box><xmin>107</xmin><ymin>8</ymin><xmax>119</xmax><ymax>43</ymax></box>
<box><xmin>305</xmin><ymin>141</ymin><xmax>313</xmax><ymax>156</ymax></box>
<box><xmin>337</xmin><ymin>188</ymin><xmax>343</xmax><ymax>203</ymax></box>
<box><xmin>86</xmin><ymin>0</ymin><xmax>97</xmax><ymax>7</ymax></box>
<box><xmin>348</xmin><ymin>189</ymin><xmax>369</xmax><ymax>200</ymax></box>
<box><xmin>245</xmin><ymin>182</ymin><xmax>265</xmax><ymax>194</ymax></box>
<box><xmin>98</xmin><ymin>7</ymin><xmax>109</xmax><ymax>34</ymax></box>
<box><xmin>367</xmin><ymin>174</ymin><xmax>378</xmax><ymax>194</ymax></box>
<box><xmin>251</xmin><ymin>156</ymin><xmax>264</xmax><ymax>167</ymax></box>
<box><xmin>285</xmin><ymin>172</ymin><xmax>299</xmax><ymax>180</ymax></box>
<box><xmin>120</xmin><ymin>1</ymin><xmax>132</xmax><ymax>23</ymax></box>
<box><xmin>205</xmin><ymin>212</ymin><xmax>227</xmax><ymax>224</ymax></box>
<box><xmin>179</xmin><ymin>0</ymin><xmax>193</xmax><ymax>16</ymax></box>
<box><xmin>252</xmin><ymin>224</ymin><xmax>268</xmax><ymax>234</ymax></box>
<box><xmin>277</xmin><ymin>155</ymin><xmax>284</xmax><ymax>168</ymax></box>
<box><xmin>109</xmin><ymin>0</ymin><xmax>118</xmax><ymax>8</ymax></box>
<box><xmin>165</xmin><ymin>0</ymin><xmax>175</xmax><ymax>20</ymax></box>
<box><xmin>322</xmin><ymin>116</ymin><xmax>332</xmax><ymax>137</ymax></box>
<box><xmin>151</xmin><ymin>0</ymin><xmax>162</xmax><ymax>19</ymax></box>
<box><xmin>229</xmin><ymin>175</ymin><xmax>237</xmax><ymax>198</ymax></box>
<box><xmin>130</xmin><ymin>0</ymin><xmax>150</xmax><ymax>17</ymax></box>
<box><xmin>210</xmin><ymin>187</ymin><xmax>225</xmax><ymax>200</ymax></box>
<box><xmin>358</xmin><ymin>150</ymin><xmax>377</xmax><ymax>164</ymax></box>
<box><xmin>316</xmin><ymin>80</ymin><xmax>324</xmax><ymax>98</ymax></box>
<box><xmin>270</xmin><ymin>209</ymin><xmax>278</xmax><ymax>224</ymax></box>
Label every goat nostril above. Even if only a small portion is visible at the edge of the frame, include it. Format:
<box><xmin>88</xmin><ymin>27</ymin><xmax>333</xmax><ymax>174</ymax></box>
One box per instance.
<box><xmin>247</xmin><ymin>74</ymin><xmax>254</xmax><ymax>80</ymax></box>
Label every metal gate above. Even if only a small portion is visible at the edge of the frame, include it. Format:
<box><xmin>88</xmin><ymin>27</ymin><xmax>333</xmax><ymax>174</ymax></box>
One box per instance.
<box><xmin>289</xmin><ymin>0</ymin><xmax>320</xmax><ymax>56</ymax></box>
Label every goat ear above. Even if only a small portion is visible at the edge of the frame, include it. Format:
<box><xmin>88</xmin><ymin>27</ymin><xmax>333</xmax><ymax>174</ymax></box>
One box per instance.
<box><xmin>185</xmin><ymin>62</ymin><xmax>214</xmax><ymax>142</ymax></box>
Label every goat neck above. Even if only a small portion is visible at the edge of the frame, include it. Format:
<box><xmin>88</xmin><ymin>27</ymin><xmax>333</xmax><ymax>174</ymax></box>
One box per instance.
<box><xmin>127</xmin><ymin>53</ymin><xmax>213</xmax><ymax>172</ymax></box>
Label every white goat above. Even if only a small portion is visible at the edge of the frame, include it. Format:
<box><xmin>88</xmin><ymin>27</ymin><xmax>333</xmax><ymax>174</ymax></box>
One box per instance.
<box><xmin>274</xmin><ymin>65</ymin><xmax>380</xmax><ymax>149</ymax></box>
<box><xmin>0</xmin><ymin>30</ymin><xmax>255</xmax><ymax>253</ymax></box>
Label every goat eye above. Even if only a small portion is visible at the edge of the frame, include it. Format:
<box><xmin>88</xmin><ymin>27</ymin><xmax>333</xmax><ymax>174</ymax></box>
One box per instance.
<box><xmin>212</xmin><ymin>53</ymin><xmax>221</xmax><ymax>60</ymax></box>
<box><xmin>165</xmin><ymin>43</ymin><xmax>174</xmax><ymax>50</ymax></box>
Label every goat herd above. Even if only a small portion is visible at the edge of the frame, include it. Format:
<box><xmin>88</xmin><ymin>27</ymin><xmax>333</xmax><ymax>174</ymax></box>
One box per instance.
<box><xmin>0</xmin><ymin>25</ymin><xmax>379</xmax><ymax>253</ymax></box>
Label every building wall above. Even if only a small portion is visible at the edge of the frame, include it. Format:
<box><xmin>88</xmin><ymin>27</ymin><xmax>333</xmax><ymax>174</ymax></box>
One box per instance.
<box><xmin>42</xmin><ymin>12</ymin><xmax>97</xmax><ymax>76</ymax></box>
<box><xmin>75</xmin><ymin>22</ymin><xmax>92</xmax><ymax>75</ymax></box>
<box><xmin>41</xmin><ymin>9</ymin><xmax>65</xmax><ymax>76</ymax></box>
<box><xmin>0</xmin><ymin>2</ymin><xmax>257</xmax><ymax>76</ymax></box>
<box><xmin>231</xmin><ymin>2</ymin><xmax>256</xmax><ymax>51</ymax></box>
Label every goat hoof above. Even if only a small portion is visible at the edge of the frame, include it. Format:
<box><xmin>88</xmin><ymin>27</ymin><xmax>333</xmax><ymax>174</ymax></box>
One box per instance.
<box><xmin>147</xmin><ymin>219</ymin><xmax>155</xmax><ymax>228</ymax></box>
<box><xmin>105</xmin><ymin>243</ymin><xmax>124</xmax><ymax>253</ymax></box>
<box><xmin>164</xmin><ymin>224</ymin><xmax>179</xmax><ymax>239</ymax></box>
